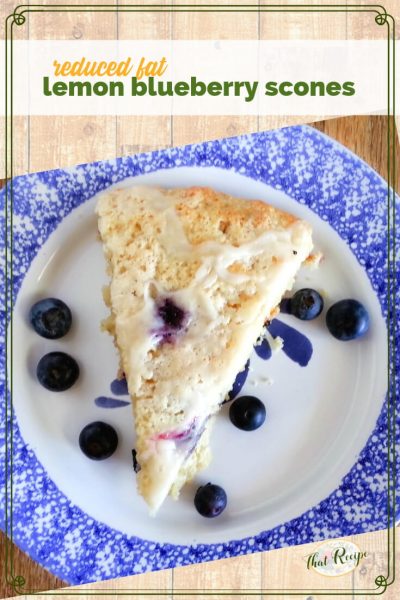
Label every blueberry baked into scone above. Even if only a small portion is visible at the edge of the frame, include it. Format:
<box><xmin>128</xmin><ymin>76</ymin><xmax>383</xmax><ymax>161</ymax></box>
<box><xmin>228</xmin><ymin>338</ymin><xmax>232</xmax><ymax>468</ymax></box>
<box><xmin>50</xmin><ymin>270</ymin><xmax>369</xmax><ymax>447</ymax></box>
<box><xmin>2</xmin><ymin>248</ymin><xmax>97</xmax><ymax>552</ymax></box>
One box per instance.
<box><xmin>96</xmin><ymin>185</ymin><xmax>313</xmax><ymax>514</ymax></box>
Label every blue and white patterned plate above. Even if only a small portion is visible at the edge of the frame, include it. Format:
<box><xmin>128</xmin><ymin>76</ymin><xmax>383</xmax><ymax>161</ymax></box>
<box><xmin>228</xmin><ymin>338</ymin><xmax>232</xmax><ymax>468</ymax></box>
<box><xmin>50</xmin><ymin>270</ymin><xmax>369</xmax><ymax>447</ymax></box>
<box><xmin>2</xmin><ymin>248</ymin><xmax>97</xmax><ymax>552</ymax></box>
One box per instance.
<box><xmin>0</xmin><ymin>125</ymin><xmax>398</xmax><ymax>585</ymax></box>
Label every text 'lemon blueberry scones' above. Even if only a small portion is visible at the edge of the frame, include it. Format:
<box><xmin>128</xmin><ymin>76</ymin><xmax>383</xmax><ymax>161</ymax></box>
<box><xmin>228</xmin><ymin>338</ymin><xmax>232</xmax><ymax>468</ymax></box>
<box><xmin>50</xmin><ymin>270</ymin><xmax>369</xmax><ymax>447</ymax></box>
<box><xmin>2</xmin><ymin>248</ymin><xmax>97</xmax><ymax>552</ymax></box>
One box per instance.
<box><xmin>96</xmin><ymin>185</ymin><xmax>313</xmax><ymax>514</ymax></box>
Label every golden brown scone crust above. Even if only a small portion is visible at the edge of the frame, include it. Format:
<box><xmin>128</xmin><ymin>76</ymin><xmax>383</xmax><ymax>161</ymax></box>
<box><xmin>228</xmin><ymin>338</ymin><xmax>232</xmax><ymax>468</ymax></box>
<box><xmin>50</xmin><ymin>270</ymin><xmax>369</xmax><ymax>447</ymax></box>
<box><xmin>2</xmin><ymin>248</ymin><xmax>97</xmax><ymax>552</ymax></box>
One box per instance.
<box><xmin>97</xmin><ymin>184</ymin><xmax>313</xmax><ymax>511</ymax></box>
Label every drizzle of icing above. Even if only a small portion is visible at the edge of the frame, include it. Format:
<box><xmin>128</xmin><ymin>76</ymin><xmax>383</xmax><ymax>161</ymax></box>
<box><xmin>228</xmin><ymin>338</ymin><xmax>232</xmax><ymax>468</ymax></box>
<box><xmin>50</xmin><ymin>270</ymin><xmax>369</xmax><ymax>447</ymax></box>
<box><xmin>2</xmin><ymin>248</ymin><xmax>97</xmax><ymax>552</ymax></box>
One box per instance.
<box><xmin>98</xmin><ymin>185</ymin><xmax>312</xmax><ymax>397</ymax></box>
<box><xmin>97</xmin><ymin>185</ymin><xmax>313</xmax><ymax>511</ymax></box>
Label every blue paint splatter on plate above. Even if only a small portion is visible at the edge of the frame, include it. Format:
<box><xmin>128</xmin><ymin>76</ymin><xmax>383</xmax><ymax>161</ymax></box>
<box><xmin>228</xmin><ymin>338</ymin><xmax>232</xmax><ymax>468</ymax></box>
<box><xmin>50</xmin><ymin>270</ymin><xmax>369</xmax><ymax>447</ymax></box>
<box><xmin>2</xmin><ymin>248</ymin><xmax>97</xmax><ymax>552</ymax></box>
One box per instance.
<box><xmin>95</xmin><ymin>396</ymin><xmax>130</xmax><ymax>409</ymax></box>
<box><xmin>254</xmin><ymin>337</ymin><xmax>273</xmax><ymax>360</ymax></box>
<box><xmin>268</xmin><ymin>319</ymin><xmax>313</xmax><ymax>367</ymax></box>
<box><xmin>110</xmin><ymin>378</ymin><xmax>129</xmax><ymax>396</ymax></box>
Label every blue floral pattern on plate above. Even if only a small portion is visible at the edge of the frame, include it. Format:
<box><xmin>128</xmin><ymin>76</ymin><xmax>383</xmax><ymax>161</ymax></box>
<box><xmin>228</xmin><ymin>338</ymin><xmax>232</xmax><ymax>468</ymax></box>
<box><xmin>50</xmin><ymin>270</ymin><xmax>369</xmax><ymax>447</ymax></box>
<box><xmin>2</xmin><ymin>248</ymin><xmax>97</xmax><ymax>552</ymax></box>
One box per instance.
<box><xmin>0</xmin><ymin>125</ymin><xmax>398</xmax><ymax>585</ymax></box>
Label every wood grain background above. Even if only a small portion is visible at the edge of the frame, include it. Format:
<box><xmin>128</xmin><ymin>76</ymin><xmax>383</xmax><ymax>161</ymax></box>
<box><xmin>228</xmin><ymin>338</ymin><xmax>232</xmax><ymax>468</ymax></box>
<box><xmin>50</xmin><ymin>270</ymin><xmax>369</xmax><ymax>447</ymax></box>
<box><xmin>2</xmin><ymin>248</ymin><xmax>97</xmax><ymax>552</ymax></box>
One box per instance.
<box><xmin>1</xmin><ymin>1</ymin><xmax>399</xmax><ymax>598</ymax></box>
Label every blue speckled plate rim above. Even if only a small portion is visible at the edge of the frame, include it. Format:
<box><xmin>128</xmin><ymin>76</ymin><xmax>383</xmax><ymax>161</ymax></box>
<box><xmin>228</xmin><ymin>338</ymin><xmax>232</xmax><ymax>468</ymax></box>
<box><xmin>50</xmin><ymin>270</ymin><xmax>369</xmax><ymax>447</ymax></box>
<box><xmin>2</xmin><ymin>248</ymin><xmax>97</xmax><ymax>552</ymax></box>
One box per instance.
<box><xmin>0</xmin><ymin>124</ymin><xmax>398</xmax><ymax>586</ymax></box>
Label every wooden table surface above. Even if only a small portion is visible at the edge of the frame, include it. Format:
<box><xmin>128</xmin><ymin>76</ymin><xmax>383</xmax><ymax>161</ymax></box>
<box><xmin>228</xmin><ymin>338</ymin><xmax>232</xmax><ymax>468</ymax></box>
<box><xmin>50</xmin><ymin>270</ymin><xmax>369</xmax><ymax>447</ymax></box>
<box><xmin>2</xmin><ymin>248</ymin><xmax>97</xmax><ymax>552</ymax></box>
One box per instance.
<box><xmin>1</xmin><ymin>115</ymin><xmax>398</xmax><ymax>599</ymax></box>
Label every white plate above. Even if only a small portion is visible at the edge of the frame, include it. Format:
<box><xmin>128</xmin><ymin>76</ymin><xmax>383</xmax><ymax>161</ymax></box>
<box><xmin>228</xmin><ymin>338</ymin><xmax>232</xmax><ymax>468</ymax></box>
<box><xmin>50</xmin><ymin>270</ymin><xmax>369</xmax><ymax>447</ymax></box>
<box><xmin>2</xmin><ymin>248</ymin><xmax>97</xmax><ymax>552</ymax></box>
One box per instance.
<box><xmin>12</xmin><ymin>166</ymin><xmax>387</xmax><ymax>545</ymax></box>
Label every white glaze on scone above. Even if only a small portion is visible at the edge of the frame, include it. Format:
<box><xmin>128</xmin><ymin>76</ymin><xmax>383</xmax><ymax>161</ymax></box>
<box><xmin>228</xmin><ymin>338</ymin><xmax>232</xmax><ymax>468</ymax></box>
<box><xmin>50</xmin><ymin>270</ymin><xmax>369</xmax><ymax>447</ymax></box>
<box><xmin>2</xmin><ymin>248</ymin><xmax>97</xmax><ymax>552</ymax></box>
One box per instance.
<box><xmin>96</xmin><ymin>185</ymin><xmax>313</xmax><ymax>513</ymax></box>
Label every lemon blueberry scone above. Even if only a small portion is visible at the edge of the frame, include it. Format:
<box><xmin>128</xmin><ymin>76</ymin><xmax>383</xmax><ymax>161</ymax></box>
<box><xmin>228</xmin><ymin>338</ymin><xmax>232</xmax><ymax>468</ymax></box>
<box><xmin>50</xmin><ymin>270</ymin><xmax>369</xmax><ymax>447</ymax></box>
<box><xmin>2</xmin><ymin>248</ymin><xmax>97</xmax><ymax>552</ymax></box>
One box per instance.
<box><xmin>96</xmin><ymin>185</ymin><xmax>313</xmax><ymax>514</ymax></box>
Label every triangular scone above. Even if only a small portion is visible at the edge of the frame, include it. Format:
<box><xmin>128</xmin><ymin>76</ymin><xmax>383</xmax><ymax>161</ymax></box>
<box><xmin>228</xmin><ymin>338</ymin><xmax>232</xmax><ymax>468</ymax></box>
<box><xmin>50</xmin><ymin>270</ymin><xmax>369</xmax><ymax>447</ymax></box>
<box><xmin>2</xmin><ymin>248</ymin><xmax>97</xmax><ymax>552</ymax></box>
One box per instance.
<box><xmin>96</xmin><ymin>185</ymin><xmax>313</xmax><ymax>514</ymax></box>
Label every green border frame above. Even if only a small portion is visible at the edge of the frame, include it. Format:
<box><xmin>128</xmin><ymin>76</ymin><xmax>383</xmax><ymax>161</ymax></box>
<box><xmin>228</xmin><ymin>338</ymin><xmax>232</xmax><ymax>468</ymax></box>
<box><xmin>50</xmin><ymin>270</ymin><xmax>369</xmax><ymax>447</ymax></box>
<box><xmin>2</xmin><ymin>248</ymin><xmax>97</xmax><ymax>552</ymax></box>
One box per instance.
<box><xmin>3</xmin><ymin>2</ymin><xmax>397</xmax><ymax>596</ymax></box>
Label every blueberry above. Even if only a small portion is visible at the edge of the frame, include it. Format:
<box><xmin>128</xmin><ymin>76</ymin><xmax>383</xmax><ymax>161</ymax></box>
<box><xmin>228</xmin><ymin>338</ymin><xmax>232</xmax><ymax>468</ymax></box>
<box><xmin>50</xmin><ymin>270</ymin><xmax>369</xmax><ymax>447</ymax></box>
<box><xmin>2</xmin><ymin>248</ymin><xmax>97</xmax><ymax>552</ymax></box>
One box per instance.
<box><xmin>30</xmin><ymin>298</ymin><xmax>72</xmax><ymax>339</ymax></box>
<box><xmin>326</xmin><ymin>299</ymin><xmax>369</xmax><ymax>341</ymax></box>
<box><xmin>79</xmin><ymin>421</ymin><xmax>118</xmax><ymax>460</ymax></box>
<box><xmin>36</xmin><ymin>351</ymin><xmax>79</xmax><ymax>391</ymax></box>
<box><xmin>154</xmin><ymin>298</ymin><xmax>189</xmax><ymax>344</ymax></box>
<box><xmin>194</xmin><ymin>483</ymin><xmax>227</xmax><ymax>518</ymax></box>
<box><xmin>229</xmin><ymin>395</ymin><xmax>266</xmax><ymax>431</ymax></box>
<box><xmin>158</xmin><ymin>298</ymin><xmax>186</xmax><ymax>329</ymax></box>
<box><xmin>290</xmin><ymin>288</ymin><xmax>324</xmax><ymax>320</ymax></box>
